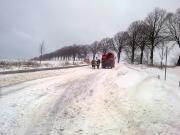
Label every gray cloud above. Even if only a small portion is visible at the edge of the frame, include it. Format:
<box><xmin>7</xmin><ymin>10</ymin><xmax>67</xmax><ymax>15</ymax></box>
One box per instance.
<box><xmin>0</xmin><ymin>0</ymin><xmax>179</xmax><ymax>59</ymax></box>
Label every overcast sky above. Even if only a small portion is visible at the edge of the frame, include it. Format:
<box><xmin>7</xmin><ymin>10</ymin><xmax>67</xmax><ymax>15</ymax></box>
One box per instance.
<box><xmin>0</xmin><ymin>0</ymin><xmax>180</xmax><ymax>59</ymax></box>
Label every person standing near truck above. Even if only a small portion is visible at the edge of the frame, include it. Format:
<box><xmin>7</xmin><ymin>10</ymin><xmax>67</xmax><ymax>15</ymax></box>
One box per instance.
<box><xmin>97</xmin><ymin>59</ymin><xmax>100</xmax><ymax>69</ymax></box>
<box><xmin>96</xmin><ymin>57</ymin><xmax>101</xmax><ymax>69</ymax></box>
<box><xmin>91</xmin><ymin>59</ymin><xmax>96</xmax><ymax>69</ymax></box>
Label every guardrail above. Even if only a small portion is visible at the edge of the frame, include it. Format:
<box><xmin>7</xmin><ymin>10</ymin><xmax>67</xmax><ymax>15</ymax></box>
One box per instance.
<box><xmin>0</xmin><ymin>65</ymin><xmax>88</xmax><ymax>75</ymax></box>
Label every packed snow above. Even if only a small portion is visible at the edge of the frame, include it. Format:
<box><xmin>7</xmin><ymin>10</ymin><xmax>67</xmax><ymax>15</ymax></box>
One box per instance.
<box><xmin>0</xmin><ymin>64</ymin><xmax>180</xmax><ymax>135</ymax></box>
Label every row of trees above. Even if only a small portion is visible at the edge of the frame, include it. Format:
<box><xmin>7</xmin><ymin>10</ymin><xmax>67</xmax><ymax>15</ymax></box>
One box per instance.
<box><xmin>112</xmin><ymin>8</ymin><xmax>180</xmax><ymax>65</ymax></box>
<box><xmin>35</xmin><ymin>45</ymin><xmax>89</xmax><ymax>61</ymax></box>
<box><xmin>36</xmin><ymin>7</ymin><xmax>180</xmax><ymax>66</ymax></box>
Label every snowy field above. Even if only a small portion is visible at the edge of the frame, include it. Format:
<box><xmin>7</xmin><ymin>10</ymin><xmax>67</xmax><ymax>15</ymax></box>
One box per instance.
<box><xmin>0</xmin><ymin>60</ymin><xmax>85</xmax><ymax>72</ymax></box>
<box><xmin>0</xmin><ymin>64</ymin><xmax>180</xmax><ymax>135</ymax></box>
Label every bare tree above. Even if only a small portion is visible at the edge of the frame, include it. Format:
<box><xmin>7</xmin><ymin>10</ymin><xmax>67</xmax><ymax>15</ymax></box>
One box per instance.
<box><xmin>136</xmin><ymin>21</ymin><xmax>149</xmax><ymax>64</ymax></box>
<box><xmin>166</xmin><ymin>8</ymin><xmax>180</xmax><ymax>65</ymax></box>
<box><xmin>80</xmin><ymin>45</ymin><xmax>89</xmax><ymax>59</ymax></box>
<box><xmin>90</xmin><ymin>41</ymin><xmax>99</xmax><ymax>60</ymax></box>
<box><xmin>99</xmin><ymin>38</ymin><xmax>114</xmax><ymax>53</ymax></box>
<box><xmin>113</xmin><ymin>31</ymin><xmax>129</xmax><ymax>63</ymax></box>
<box><xmin>158</xmin><ymin>42</ymin><xmax>166</xmax><ymax>68</ymax></box>
<box><xmin>70</xmin><ymin>45</ymin><xmax>79</xmax><ymax>62</ymax></box>
<box><xmin>39</xmin><ymin>41</ymin><xmax>45</xmax><ymax>64</ymax></box>
<box><xmin>127</xmin><ymin>21</ymin><xmax>141</xmax><ymax>64</ymax></box>
<box><xmin>144</xmin><ymin>47</ymin><xmax>150</xmax><ymax>64</ymax></box>
<box><xmin>158</xmin><ymin>41</ymin><xmax>175</xmax><ymax>68</ymax></box>
<box><xmin>145</xmin><ymin>8</ymin><xmax>167</xmax><ymax>65</ymax></box>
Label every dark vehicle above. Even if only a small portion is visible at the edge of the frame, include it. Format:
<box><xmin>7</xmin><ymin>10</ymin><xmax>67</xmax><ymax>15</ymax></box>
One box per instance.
<box><xmin>101</xmin><ymin>52</ymin><xmax>115</xmax><ymax>68</ymax></box>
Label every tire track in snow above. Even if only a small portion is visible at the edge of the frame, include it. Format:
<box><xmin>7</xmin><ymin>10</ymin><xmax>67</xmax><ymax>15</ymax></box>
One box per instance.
<box><xmin>24</xmin><ymin>71</ymin><xmax>102</xmax><ymax>135</ymax></box>
<box><xmin>0</xmin><ymin>67</ymin><xmax>95</xmax><ymax>135</ymax></box>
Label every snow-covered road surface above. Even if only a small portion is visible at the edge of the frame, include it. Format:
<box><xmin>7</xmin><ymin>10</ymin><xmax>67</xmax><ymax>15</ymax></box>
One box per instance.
<box><xmin>0</xmin><ymin>64</ymin><xmax>180</xmax><ymax>135</ymax></box>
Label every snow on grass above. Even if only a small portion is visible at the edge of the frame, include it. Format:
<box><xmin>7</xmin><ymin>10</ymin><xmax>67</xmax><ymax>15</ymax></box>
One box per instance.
<box><xmin>124</xmin><ymin>64</ymin><xmax>180</xmax><ymax>135</ymax></box>
<box><xmin>0</xmin><ymin>60</ymin><xmax>85</xmax><ymax>72</ymax></box>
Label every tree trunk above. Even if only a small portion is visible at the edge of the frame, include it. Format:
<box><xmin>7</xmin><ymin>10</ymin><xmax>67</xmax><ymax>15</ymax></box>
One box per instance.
<box><xmin>177</xmin><ymin>44</ymin><xmax>180</xmax><ymax>66</ymax></box>
<box><xmin>177</xmin><ymin>56</ymin><xmax>180</xmax><ymax>66</ymax></box>
<box><xmin>131</xmin><ymin>46</ymin><xmax>135</xmax><ymax>64</ymax></box>
<box><xmin>160</xmin><ymin>47</ymin><xmax>164</xmax><ymax>69</ymax></box>
<box><xmin>140</xmin><ymin>46</ymin><xmax>144</xmax><ymax>64</ymax></box>
<box><xmin>40</xmin><ymin>55</ymin><xmax>42</xmax><ymax>64</ymax></box>
<box><xmin>150</xmin><ymin>46</ymin><xmax>154</xmax><ymax>65</ymax></box>
<box><xmin>117</xmin><ymin>46</ymin><xmax>122</xmax><ymax>63</ymax></box>
<box><xmin>93</xmin><ymin>54</ymin><xmax>96</xmax><ymax>60</ymax></box>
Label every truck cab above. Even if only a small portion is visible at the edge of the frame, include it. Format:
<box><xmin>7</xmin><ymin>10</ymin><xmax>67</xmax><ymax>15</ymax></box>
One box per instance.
<box><xmin>101</xmin><ymin>52</ymin><xmax>115</xmax><ymax>68</ymax></box>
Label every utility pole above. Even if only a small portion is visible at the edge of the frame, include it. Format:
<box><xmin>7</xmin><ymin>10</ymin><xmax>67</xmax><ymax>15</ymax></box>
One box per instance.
<box><xmin>165</xmin><ymin>47</ymin><xmax>168</xmax><ymax>80</ymax></box>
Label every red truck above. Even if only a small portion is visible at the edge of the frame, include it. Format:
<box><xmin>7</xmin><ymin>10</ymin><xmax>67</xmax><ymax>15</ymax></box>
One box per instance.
<box><xmin>101</xmin><ymin>52</ymin><xmax>115</xmax><ymax>68</ymax></box>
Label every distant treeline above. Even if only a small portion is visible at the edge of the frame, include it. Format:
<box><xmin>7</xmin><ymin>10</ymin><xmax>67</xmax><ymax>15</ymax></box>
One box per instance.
<box><xmin>34</xmin><ymin>7</ymin><xmax>180</xmax><ymax>66</ymax></box>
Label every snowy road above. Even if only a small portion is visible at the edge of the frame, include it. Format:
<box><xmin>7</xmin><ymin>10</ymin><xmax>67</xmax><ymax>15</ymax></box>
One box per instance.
<box><xmin>0</xmin><ymin>64</ymin><xmax>180</xmax><ymax>135</ymax></box>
